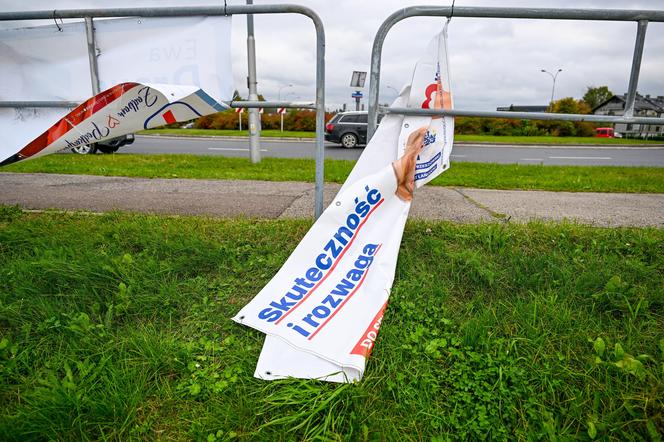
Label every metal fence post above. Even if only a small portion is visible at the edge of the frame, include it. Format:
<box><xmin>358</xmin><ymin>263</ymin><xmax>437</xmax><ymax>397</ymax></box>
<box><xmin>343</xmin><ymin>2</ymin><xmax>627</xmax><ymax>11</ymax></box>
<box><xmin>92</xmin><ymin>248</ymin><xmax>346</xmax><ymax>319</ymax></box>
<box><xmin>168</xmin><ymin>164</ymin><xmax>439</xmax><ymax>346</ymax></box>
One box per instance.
<box><xmin>246</xmin><ymin>0</ymin><xmax>261</xmax><ymax>163</ymax></box>
<box><xmin>624</xmin><ymin>20</ymin><xmax>648</xmax><ymax>117</ymax></box>
<box><xmin>84</xmin><ymin>17</ymin><xmax>100</xmax><ymax>95</ymax></box>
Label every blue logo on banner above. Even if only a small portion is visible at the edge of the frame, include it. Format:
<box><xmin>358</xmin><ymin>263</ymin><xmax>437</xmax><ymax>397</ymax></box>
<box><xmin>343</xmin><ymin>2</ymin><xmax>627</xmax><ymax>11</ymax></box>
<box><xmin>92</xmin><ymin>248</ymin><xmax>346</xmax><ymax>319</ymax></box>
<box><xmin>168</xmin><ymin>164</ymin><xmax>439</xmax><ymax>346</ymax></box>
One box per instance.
<box><xmin>415</xmin><ymin>164</ymin><xmax>438</xmax><ymax>181</ymax></box>
<box><xmin>415</xmin><ymin>152</ymin><xmax>441</xmax><ymax>170</ymax></box>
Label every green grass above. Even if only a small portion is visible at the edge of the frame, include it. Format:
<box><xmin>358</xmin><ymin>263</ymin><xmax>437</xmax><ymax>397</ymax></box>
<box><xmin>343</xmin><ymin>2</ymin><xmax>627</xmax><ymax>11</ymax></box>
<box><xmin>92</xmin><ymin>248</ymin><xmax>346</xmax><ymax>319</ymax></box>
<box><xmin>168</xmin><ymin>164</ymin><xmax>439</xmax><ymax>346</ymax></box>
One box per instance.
<box><xmin>142</xmin><ymin>128</ymin><xmax>316</xmax><ymax>138</ymax></box>
<box><xmin>142</xmin><ymin>129</ymin><xmax>663</xmax><ymax>145</ymax></box>
<box><xmin>0</xmin><ymin>206</ymin><xmax>662</xmax><ymax>440</ymax></box>
<box><xmin>3</xmin><ymin>154</ymin><xmax>664</xmax><ymax>193</ymax></box>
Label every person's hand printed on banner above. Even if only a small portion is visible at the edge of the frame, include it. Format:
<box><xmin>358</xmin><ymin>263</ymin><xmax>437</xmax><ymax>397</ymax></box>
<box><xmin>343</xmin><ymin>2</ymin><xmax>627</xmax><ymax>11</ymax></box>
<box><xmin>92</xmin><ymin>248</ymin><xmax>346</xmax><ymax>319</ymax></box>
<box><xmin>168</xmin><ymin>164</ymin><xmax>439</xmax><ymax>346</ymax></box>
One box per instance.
<box><xmin>392</xmin><ymin>127</ymin><xmax>426</xmax><ymax>202</ymax></box>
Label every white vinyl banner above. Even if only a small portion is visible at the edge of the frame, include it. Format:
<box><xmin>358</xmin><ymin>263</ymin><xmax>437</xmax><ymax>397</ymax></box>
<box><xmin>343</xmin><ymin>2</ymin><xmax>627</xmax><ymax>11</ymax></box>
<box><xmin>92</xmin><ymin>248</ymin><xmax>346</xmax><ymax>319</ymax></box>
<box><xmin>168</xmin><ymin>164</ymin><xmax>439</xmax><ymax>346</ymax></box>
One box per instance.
<box><xmin>0</xmin><ymin>14</ymin><xmax>232</xmax><ymax>165</ymax></box>
<box><xmin>233</xmin><ymin>27</ymin><xmax>454</xmax><ymax>383</ymax></box>
<box><xmin>0</xmin><ymin>83</ymin><xmax>227</xmax><ymax>165</ymax></box>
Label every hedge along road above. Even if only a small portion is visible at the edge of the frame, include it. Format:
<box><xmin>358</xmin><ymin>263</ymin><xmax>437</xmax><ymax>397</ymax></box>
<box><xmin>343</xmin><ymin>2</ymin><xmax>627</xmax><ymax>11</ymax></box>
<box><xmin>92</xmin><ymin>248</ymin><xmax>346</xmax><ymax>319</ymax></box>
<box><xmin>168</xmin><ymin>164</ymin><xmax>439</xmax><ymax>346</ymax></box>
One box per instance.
<box><xmin>123</xmin><ymin>135</ymin><xmax>664</xmax><ymax>166</ymax></box>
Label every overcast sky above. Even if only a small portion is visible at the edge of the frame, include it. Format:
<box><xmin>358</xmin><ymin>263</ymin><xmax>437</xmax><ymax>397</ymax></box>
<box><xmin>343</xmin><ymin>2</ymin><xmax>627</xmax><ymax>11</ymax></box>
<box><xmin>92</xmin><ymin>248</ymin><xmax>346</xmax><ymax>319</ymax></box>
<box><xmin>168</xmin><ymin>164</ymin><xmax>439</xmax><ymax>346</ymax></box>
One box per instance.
<box><xmin>4</xmin><ymin>0</ymin><xmax>664</xmax><ymax>111</ymax></box>
<box><xmin>235</xmin><ymin>0</ymin><xmax>664</xmax><ymax>110</ymax></box>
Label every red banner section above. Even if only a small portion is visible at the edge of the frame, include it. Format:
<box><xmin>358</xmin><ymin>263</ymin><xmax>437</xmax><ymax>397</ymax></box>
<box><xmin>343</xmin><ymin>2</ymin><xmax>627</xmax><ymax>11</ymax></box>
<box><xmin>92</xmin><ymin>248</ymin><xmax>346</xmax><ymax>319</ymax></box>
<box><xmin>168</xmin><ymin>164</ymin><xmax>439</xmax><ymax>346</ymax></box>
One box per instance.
<box><xmin>350</xmin><ymin>301</ymin><xmax>388</xmax><ymax>357</ymax></box>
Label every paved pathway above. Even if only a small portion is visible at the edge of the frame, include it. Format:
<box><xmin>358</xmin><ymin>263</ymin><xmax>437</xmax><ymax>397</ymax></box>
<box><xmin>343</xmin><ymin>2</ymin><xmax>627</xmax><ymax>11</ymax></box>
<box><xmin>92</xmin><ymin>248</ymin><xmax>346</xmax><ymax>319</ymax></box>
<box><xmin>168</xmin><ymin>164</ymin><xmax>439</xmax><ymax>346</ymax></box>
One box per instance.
<box><xmin>1</xmin><ymin>172</ymin><xmax>663</xmax><ymax>227</ymax></box>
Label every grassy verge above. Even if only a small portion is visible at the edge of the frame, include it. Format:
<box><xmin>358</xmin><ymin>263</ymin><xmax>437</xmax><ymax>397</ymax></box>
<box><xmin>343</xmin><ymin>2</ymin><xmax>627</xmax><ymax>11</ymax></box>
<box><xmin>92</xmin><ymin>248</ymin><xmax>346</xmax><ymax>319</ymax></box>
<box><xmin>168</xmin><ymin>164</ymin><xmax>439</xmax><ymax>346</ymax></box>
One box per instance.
<box><xmin>141</xmin><ymin>128</ymin><xmax>316</xmax><ymax>138</ymax></box>
<box><xmin>0</xmin><ymin>206</ymin><xmax>662</xmax><ymax>440</ymax></box>
<box><xmin>3</xmin><ymin>154</ymin><xmax>664</xmax><ymax>193</ymax></box>
<box><xmin>141</xmin><ymin>129</ymin><xmax>663</xmax><ymax>145</ymax></box>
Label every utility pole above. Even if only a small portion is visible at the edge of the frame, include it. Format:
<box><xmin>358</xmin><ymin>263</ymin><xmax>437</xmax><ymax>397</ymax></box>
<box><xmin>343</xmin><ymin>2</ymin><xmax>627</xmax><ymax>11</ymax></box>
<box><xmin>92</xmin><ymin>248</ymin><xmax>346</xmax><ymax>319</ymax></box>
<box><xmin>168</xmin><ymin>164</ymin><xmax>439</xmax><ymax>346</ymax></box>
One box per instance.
<box><xmin>246</xmin><ymin>0</ymin><xmax>260</xmax><ymax>163</ymax></box>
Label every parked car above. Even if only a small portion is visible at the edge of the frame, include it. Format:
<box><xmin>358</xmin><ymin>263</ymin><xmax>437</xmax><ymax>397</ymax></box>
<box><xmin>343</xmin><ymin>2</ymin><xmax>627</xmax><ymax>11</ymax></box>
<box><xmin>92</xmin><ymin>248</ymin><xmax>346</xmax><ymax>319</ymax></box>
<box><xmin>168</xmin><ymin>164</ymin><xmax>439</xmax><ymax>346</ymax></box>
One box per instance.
<box><xmin>71</xmin><ymin>134</ymin><xmax>135</xmax><ymax>155</ymax></box>
<box><xmin>594</xmin><ymin>127</ymin><xmax>615</xmax><ymax>138</ymax></box>
<box><xmin>325</xmin><ymin>111</ymin><xmax>383</xmax><ymax>148</ymax></box>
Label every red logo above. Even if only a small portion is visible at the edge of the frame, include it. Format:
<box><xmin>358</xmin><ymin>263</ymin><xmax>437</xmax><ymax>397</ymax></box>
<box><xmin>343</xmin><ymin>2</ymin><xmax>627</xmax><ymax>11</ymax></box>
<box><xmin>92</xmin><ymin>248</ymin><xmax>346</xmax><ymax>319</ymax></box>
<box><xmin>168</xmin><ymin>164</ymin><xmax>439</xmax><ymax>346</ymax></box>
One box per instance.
<box><xmin>107</xmin><ymin>115</ymin><xmax>120</xmax><ymax>128</ymax></box>
<box><xmin>421</xmin><ymin>83</ymin><xmax>438</xmax><ymax>109</ymax></box>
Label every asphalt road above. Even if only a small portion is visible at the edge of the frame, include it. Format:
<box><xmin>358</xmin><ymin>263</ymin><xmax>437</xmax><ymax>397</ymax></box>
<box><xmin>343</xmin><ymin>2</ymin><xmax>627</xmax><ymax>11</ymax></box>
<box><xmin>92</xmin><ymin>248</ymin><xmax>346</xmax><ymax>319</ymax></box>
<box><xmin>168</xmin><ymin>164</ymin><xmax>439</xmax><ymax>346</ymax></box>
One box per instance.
<box><xmin>122</xmin><ymin>135</ymin><xmax>664</xmax><ymax>167</ymax></box>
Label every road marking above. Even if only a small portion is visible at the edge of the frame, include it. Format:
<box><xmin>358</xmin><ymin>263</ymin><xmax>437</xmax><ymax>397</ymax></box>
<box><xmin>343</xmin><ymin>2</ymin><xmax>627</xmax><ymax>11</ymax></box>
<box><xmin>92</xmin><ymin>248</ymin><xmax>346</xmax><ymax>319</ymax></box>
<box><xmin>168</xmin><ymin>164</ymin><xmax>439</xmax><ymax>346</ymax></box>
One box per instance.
<box><xmin>520</xmin><ymin>158</ymin><xmax>543</xmax><ymax>161</ymax></box>
<box><xmin>549</xmin><ymin>156</ymin><xmax>612</xmax><ymax>160</ymax></box>
<box><xmin>451</xmin><ymin>154</ymin><xmax>467</xmax><ymax>158</ymax></box>
<box><xmin>208</xmin><ymin>147</ymin><xmax>269</xmax><ymax>152</ymax></box>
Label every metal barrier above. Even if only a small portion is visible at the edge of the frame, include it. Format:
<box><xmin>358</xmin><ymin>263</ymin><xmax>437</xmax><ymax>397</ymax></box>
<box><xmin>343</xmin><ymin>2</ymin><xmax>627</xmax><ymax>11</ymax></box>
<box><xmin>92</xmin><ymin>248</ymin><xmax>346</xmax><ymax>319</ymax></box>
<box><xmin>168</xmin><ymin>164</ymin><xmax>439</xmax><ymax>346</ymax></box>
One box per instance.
<box><xmin>0</xmin><ymin>4</ymin><xmax>327</xmax><ymax>218</ymax></box>
<box><xmin>368</xmin><ymin>6</ymin><xmax>664</xmax><ymax>139</ymax></box>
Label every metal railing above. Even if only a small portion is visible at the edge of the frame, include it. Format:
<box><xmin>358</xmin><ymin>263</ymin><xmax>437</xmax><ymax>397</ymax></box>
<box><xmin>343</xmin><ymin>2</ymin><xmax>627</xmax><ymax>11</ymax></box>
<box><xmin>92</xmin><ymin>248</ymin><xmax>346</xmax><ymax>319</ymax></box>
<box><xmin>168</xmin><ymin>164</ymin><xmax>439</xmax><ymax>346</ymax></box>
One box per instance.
<box><xmin>368</xmin><ymin>6</ymin><xmax>664</xmax><ymax>139</ymax></box>
<box><xmin>0</xmin><ymin>4</ymin><xmax>327</xmax><ymax>218</ymax></box>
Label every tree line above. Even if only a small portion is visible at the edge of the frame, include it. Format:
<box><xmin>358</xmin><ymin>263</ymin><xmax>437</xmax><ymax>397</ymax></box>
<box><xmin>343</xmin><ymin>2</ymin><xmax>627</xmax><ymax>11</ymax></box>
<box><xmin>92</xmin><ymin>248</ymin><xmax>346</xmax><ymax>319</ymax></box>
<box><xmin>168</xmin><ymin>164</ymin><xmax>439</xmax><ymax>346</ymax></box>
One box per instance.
<box><xmin>193</xmin><ymin>86</ymin><xmax>614</xmax><ymax>136</ymax></box>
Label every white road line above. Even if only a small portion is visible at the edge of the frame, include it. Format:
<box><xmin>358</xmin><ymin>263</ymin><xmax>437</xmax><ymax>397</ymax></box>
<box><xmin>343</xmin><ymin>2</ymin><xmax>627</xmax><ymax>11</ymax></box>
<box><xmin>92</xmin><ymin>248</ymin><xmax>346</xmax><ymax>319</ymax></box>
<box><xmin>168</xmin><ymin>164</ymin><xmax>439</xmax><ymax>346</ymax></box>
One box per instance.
<box><xmin>208</xmin><ymin>147</ymin><xmax>269</xmax><ymax>152</ymax></box>
<box><xmin>549</xmin><ymin>156</ymin><xmax>612</xmax><ymax>160</ymax></box>
<box><xmin>520</xmin><ymin>158</ymin><xmax>543</xmax><ymax>161</ymax></box>
<box><xmin>451</xmin><ymin>154</ymin><xmax>467</xmax><ymax>158</ymax></box>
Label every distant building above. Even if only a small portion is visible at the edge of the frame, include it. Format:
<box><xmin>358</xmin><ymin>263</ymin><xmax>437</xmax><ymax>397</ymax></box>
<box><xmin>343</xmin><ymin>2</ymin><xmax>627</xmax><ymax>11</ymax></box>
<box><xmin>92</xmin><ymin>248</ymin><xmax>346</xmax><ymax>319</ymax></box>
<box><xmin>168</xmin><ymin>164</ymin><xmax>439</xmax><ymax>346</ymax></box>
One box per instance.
<box><xmin>593</xmin><ymin>93</ymin><xmax>664</xmax><ymax>138</ymax></box>
<box><xmin>496</xmin><ymin>104</ymin><xmax>549</xmax><ymax>113</ymax></box>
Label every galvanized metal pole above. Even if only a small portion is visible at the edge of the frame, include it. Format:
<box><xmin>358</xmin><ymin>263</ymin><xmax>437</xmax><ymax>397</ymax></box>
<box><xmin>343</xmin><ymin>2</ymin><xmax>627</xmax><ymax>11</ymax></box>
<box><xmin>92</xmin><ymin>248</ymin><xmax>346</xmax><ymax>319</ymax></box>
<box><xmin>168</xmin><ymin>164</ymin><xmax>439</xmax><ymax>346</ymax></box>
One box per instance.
<box><xmin>311</xmin><ymin>14</ymin><xmax>326</xmax><ymax>219</ymax></box>
<box><xmin>624</xmin><ymin>20</ymin><xmax>648</xmax><ymax>117</ymax></box>
<box><xmin>84</xmin><ymin>17</ymin><xmax>101</xmax><ymax>95</ymax></box>
<box><xmin>246</xmin><ymin>0</ymin><xmax>261</xmax><ymax>163</ymax></box>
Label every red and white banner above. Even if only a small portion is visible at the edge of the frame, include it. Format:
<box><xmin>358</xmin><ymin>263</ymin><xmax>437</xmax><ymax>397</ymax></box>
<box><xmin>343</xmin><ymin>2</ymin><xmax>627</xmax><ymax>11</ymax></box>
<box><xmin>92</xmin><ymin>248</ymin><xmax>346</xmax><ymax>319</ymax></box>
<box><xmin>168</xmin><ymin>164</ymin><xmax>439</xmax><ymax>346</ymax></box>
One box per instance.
<box><xmin>0</xmin><ymin>83</ymin><xmax>226</xmax><ymax>166</ymax></box>
<box><xmin>233</xmin><ymin>26</ymin><xmax>454</xmax><ymax>383</ymax></box>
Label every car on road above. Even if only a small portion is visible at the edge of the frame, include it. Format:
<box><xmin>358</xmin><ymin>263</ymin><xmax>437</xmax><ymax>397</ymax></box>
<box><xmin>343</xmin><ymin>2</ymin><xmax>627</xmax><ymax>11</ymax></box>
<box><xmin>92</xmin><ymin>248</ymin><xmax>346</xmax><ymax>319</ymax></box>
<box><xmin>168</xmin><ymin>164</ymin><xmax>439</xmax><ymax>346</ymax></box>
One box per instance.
<box><xmin>325</xmin><ymin>111</ymin><xmax>382</xmax><ymax>148</ymax></box>
<box><xmin>71</xmin><ymin>134</ymin><xmax>135</xmax><ymax>155</ymax></box>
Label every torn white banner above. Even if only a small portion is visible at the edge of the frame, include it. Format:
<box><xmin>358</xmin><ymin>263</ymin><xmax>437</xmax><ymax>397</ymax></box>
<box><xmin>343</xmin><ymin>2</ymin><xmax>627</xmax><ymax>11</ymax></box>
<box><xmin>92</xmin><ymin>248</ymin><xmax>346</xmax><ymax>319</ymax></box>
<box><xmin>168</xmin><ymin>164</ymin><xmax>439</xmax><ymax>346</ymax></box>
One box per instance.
<box><xmin>0</xmin><ymin>83</ymin><xmax>226</xmax><ymax>166</ymax></box>
<box><xmin>233</xmin><ymin>26</ymin><xmax>454</xmax><ymax>383</ymax></box>
<box><xmin>0</xmin><ymin>14</ymin><xmax>232</xmax><ymax>165</ymax></box>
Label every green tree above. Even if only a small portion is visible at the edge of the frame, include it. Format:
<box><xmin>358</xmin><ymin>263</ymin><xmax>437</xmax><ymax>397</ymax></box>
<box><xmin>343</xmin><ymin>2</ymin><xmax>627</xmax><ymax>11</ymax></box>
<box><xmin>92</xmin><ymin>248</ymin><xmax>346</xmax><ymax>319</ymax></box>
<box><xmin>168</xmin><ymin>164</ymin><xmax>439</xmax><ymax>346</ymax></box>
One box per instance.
<box><xmin>548</xmin><ymin>97</ymin><xmax>591</xmax><ymax>114</ymax></box>
<box><xmin>582</xmin><ymin>86</ymin><xmax>613</xmax><ymax>110</ymax></box>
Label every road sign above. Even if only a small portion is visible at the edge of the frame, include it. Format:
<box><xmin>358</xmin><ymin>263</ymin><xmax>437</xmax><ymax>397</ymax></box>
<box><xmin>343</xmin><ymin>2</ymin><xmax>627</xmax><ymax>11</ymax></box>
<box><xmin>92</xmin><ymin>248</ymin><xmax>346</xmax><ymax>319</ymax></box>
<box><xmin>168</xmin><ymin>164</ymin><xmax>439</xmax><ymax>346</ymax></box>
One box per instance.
<box><xmin>277</xmin><ymin>107</ymin><xmax>286</xmax><ymax>114</ymax></box>
<box><xmin>350</xmin><ymin>71</ymin><xmax>367</xmax><ymax>88</ymax></box>
<box><xmin>351</xmin><ymin>91</ymin><xmax>363</xmax><ymax>99</ymax></box>
<box><xmin>259</xmin><ymin>108</ymin><xmax>264</xmax><ymax>114</ymax></box>
<box><xmin>235</xmin><ymin>107</ymin><xmax>244</xmax><ymax>113</ymax></box>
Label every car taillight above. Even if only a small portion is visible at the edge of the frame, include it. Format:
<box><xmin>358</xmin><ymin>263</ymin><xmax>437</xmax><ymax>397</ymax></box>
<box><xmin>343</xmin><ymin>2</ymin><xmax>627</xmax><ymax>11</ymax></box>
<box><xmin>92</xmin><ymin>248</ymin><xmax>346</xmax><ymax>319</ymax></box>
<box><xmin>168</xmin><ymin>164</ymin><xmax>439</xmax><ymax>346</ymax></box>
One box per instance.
<box><xmin>326</xmin><ymin>123</ymin><xmax>334</xmax><ymax>132</ymax></box>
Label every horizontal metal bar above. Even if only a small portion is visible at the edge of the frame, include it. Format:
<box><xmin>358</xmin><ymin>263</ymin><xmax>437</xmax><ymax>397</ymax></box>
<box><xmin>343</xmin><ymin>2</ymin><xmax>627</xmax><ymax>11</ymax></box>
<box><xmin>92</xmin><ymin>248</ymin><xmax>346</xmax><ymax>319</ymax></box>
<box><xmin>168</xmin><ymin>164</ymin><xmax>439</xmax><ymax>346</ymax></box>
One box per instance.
<box><xmin>0</xmin><ymin>4</ymin><xmax>321</xmax><ymax>21</ymax></box>
<box><xmin>229</xmin><ymin>100</ymin><xmax>315</xmax><ymax>109</ymax></box>
<box><xmin>2</xmin><ymin>5</ymin><xmax>661</xmax><ymax>22</ymax></box>
<box><xmin>384</xmin><ymin>107</ymin><xmax>664</xmax><ymax>125</ymax></box>
<box><xmin>0</xmin><ymin>101</ymin><xmax>79</xmax><ymax>108</ymax></box>
<box><xmin>375</xmin><ymin>6</ymin><xmax>664</xmax><ymax>23</ymax></box>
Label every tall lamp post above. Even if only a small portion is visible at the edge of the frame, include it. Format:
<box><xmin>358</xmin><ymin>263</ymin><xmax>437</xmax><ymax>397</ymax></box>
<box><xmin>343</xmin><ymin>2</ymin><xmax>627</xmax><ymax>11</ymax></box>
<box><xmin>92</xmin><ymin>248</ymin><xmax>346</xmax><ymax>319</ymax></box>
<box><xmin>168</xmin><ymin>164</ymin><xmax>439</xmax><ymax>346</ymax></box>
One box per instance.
<box><xmin>385</xmin><ymin>85</ymin><xmax>399</xmax><ymax>102</ymax></box>
<box><xmin>541</xmin><ymin>68</ymin><xmax>562</xmax><ymax>106</ymax></box>
<box><xmin>278</xmin><ymin>83</ymin><xmax>293</xmax><ymax>132</ymax></box>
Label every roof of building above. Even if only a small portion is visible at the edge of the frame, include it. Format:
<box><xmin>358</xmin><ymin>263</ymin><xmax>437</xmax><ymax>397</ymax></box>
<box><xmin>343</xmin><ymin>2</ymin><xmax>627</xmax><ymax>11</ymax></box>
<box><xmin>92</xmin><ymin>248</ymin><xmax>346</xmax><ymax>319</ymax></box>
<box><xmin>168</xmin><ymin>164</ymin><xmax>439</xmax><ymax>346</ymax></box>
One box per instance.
<box><xmin>592</xmin><ymin>93</ymin><xmax>664</xmax><ymax>113</ymax></box>
<box><xmin>496</xmin><ymin>105</ymin><xmax>549</xmax><ymax>112</ymax></box>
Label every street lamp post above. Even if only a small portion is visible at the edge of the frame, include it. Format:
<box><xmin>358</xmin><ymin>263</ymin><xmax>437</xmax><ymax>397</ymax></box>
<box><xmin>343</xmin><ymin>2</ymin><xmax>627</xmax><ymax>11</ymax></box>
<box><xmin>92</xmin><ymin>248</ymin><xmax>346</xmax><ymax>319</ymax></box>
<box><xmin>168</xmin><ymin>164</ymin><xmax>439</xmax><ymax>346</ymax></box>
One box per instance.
<box><xmin>386</xmin><ymin>85</ymin><xmax>399</xmax><ymax>96</ymax></box>
<box><xmin>278</xmin><ymin>83</ymin><xmax>293</xmax><ymax>132</ymax></box>
<box><xmin>541</xmin><ymin>68</ymin><xmax>563</xmax><ymax>106</ymax></box>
